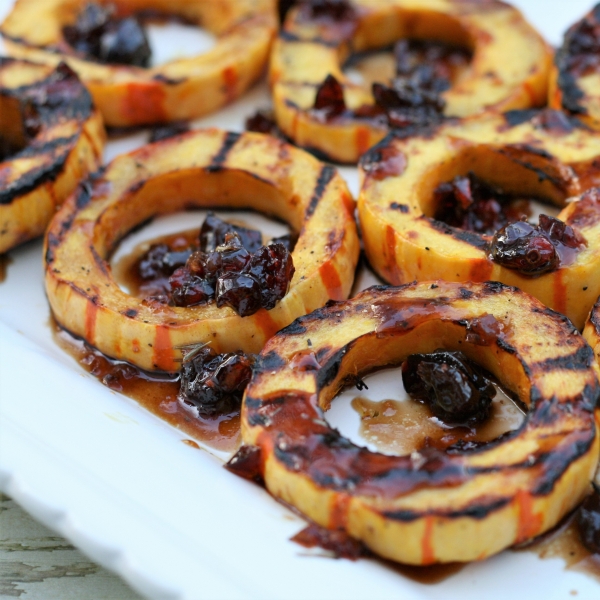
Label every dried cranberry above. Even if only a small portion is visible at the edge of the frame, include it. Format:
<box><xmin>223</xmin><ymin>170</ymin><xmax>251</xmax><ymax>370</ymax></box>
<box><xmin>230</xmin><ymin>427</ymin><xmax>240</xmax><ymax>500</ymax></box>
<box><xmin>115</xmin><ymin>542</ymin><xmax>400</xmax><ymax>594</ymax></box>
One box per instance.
<box><xmin>577</xmin><ymin>484</ymin><xmax>600</xmax><ymax>554</ymax></box>
<box><xmin>99</xmin><ymin>17</ymin><xmax>151</xmax><ymax>67</ymax></box>
<box><xmin>216</xmin><ymin>273</ymin><xmax>263</xmax><ymax>316</ymax></box>
<box><xmin>169</xmin><ymin>267</ymin><xmax>214</xmax><ymax>307</ymax></box>
<box><xmin>214</xmin><ymin>232</ymin><xmax>252</xmax><ymax>273</ymax></box>
<box><xmin>269</xmin><ymin>232</ymin><xmax>298</xmax><ymax>253</ymax></box>
<box><xmin>245</xmin><ymin>110</ymin><xmax>282</xmax><ymax>137</ymax></box>
<box><xmin>138</xmin><ymin>244</ymin><xmax>192</xmax><ymax>280</ymax></box>
<box><xmin>402</xmin><ymin>350</ymin><xmax>495</xmax><ymax>424</ymax></box>
<box><xmin>433</xmin><ymin>173</ymin><xmax>530</xmax><ymax>235</ymax></box>
<box><xmin>199</xmin><ymin>213</ymin><xmax>262</xmax><ymax>253</ymax></box>
<box><xmin>489</xmin><ymin>220</ymin><xmax>557</xmax><ymax>275</ymax></box>
<box><xmin>312</xmin><ymin>74</ymin><xmax>347</xmax><ymax>121</ymax></box>
<box><xmin>63</xmin><ymin>2</ymin><xmax>151</xmax><ymax>67</ymax></box>
<box><xmin>245</xmin><ymin>243</ymin><xmax>295</xmax><ymax>310</ymax></box>
<box><xmin>179</xmin><ymin>346</ymin><xmax>253</xmax><ymax>416</ymax></box>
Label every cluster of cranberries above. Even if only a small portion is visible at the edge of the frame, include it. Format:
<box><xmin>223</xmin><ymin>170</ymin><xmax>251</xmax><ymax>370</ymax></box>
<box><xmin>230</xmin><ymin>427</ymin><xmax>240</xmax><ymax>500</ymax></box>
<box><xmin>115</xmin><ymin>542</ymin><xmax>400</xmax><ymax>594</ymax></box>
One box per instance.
<box><xmin>138</xmin><ymin>213</ymin><xmax>295</xmax><ymax>317</ymax></box>
<box><xmin>63</xmin><ymin>2</ymin><xmax>151</xmax><ymax>67</ymax></box>
<box><xmin>489</xmin><ymin>214</ymin><xmax>586</xmax><ymax>276</ymax></box>
<box><xmin>311</xmin><ymin>37</ymin><xmax>468</xmax><ymax>129</ymax></box>
<box><xmin>433</xmin><ymin>173</ymin><xmax>531</xmax><ymax>235</ymax></box>
<box><xmin>179</xmin><ymin>345</ymin><xmax>254</xmax><ymax>417</ymax></box>
<box><xmin>402</xmin><ymin>350</ymin><xmax>495</xmax><ymax>425</ymax></box>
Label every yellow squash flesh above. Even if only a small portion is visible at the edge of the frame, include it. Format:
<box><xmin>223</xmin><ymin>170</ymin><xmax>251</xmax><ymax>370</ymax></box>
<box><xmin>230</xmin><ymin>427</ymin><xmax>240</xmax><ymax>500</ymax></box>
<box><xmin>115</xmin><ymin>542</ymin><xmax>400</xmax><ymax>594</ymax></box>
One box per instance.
<box><xmin>271</xmin><ymin>0</ymin><xmax>551</xmax><ymax>163</ymax></box>
<box><xmin>44</xmin><ymin>129</ymin><xmax>359</xmax><ymax>371</ymax></box>
<box><xmin>0</xmin><ymin>58</ymin><xmax>104</xmax><ymax>254</ymax></box>
<box><xmin>1</xmin><ymin>0</ymin><xmax>276</xmax><ymax>127</ymax></box>
<box><xmin>358</xmin><ymin>111</ymin><xmax>600</xmax><ymax>329</ymax></box>
<box><xmin>241</xmin><ymin>281</ymin><xmax>600</xmax><ymax>565</ymax></box>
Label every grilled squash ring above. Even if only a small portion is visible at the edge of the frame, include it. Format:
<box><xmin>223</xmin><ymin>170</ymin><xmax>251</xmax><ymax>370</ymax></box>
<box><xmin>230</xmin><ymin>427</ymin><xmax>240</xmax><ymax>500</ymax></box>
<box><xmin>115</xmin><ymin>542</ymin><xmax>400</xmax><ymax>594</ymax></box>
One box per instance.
<box><xmin>549</xmin><ymin>5</ymin><xmax>600</xmax><ymax>130</ymax></box>
<box><xmin>241</xmin><ymin>281</ymin><xmax>600</xmax><ymax>565</ymax></box>
<box><xmin>0</xmin><ymin>58</ymin><xmax>104</xmax><ymax>254</ymax></box>
<box><xmin>584</xmin><ymin>297</ymin><xmax>600</xmax><ymax>366</ymax></box>
<box><xmin>358</xmin><ymin>111</ymin><xmax>600</xmax><ymax>329</ymax></box>
<box><xmin>44</xmin><ymin>129</ymin><xmax>359</xmax><ymax>372</ymax></box>
<box><xmin>270</xmin><ymin>0</ymin><xmax>551</xmax><ymax>164</ymax></box>
<box><xmin>1</xmin><ymin>0</ymin><xmax>276</xmax><ymax>127</ymax></box>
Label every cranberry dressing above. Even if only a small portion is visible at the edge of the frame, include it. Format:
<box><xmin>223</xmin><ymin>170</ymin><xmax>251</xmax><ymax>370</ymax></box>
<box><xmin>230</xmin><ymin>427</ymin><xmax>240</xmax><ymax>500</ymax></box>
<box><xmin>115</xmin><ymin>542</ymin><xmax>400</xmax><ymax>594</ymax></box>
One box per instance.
<box><xmin>63</xmin><ymin>2</ymin><xmax>151</xmax><ymax>67</ymax></box>
<box><xmin>52</xmin><ymin>323</ymin><xmax>241</xmax><ymax>453</ymax></box>
<box><xmin>310</xmin><ymin>38</ymin><xmax>471</xmax><ymax>128</ymax></box>
<box><xmin>430</xmin><ymin>172</ymin><xmax>587</xmax><ymax>276</ymax></box>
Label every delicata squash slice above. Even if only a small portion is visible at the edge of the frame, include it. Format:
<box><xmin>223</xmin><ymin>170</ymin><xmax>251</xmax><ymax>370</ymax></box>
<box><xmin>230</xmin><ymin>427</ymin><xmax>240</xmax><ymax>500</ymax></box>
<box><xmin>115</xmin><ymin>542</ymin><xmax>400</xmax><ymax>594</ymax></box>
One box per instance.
<box><xmin>358</xmin><ymin>111</ymin><xmax>600</xmax><ymax>330</ymax></box>
<box><xmin>44</xmin><ymin>128</ymin><xmax>359</xmax><ymax>372</ymax></box>
<box><xmin>270</xmin><ymin>0</ymin><xmax>551</xmax><ymax>163</ymax></box>
<box><xmin>549</xmin><ymin>4</ymin><xmax>600</xmax><ymax>130</ymax></box>
<box><xmin>240</xmin><ymin>281</ymin><xmax>600</xmax><ymax>565</ymax></box>
<box><xmin>0</xmin><ymin>58</ymin><xmax>104</xmax><ymax>254</ymax></box>
<box><xmin>0</xmin><ymin>0</ymin><xmax>276</xmax><ymax>127</ymax></box>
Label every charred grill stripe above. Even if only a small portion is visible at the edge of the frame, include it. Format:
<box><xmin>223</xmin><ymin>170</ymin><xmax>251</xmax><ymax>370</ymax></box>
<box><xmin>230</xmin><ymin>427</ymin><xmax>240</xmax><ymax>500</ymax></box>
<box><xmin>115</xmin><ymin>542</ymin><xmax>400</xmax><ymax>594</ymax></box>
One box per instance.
<box><xmin>90</xmin><ymin>245</ymin><xmax>110</xmax><ymax>277</ymax></box>
<box><xmin>425</xmin><ymin>217</ymin><xmax>488</xmax><ymax>250</ymax></box>
<box><xmin>495</xmin><ymin>150</ymin><xmax>566</xmax><ymax>189</ymax></box>
<box><xmin>532</xmin><ymin>433</ymin><xmax>596</xmax><ymax>495</ymax></box>
<box><xmin>252</xmin><ymin>351</ymin><xmax>287</xmax><ymax>375</ymax></box>
<box><xmin>384</xmin><ymin>497</ymin><xmax>510</xmax><ymax>522</ymax></box>
<box><xmin>206</xmin><ymin>132</ymin><xmax>241</xmax><ymax>173</ymax></box>
<box><xmin>316</xmin><ymin>345</ymin><xmax>349</xmax><ymax>389</ymax></box>
<box><xmin>306</xmin><ymin>165</ymin><xmax>336</xmax><ymax>218</ymax></box>
<box><xmin>531</xmin><ymin>345</ymin><xmax>595</xmax><ymax>371</ymax></box>
<box><xmin>0</xmin><ymin>147</ymin><xmax>74</xmax><ymax>205</ymax></box>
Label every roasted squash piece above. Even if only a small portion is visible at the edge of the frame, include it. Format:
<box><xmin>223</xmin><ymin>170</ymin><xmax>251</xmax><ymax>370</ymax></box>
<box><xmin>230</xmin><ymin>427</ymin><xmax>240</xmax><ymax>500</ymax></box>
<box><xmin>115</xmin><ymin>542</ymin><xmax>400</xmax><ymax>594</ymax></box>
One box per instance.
<box><xmin>270</xmin><ymin>0</ymin><xmax>551</xmax><ymax>163</ymax></box>
<box><xmin>358</xmin><ymin>111</ymin><xmax>600</xmax><ymax>329</ymax></box>
<box><xmin>44</xmin><ymin>129</ymin><xmax>359</xmax><ymax>371</ymax></box>
<box><xmin>1</xmin><ymin>0</ymin><xmax>276</xmax><ymax>127</ymax></box>
<box><xmin>240</xmin><ymin>281</ymin><xmax>600</xmax><ymax>565</ymax></box>
<box><xmin>584</xmin><ymin>297</ymin><xmax>600</xmax><ymax>366</ymax></box>
<box><xmin>549</xmin><ymin>4</ymin><xmax>600</xmax><ymax>131</ymax></box>
<box><xmin>0</xmin><ymin>58</ymin><xmax>104</xmax><ymax>254</ymax></box>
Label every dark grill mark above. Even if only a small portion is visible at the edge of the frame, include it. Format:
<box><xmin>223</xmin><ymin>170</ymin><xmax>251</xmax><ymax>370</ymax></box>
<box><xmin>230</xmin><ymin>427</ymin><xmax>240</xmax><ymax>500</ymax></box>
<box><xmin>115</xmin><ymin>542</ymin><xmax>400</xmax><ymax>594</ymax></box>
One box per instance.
<box><xmin>385</xmin><ymin>497</ymin><xmax>510</xmax><ymax>522</ymax></box>
<box><xmin>206</xmin><ymin>132</ymin><xmax>241</xmax><ymax>173</ymax></box>
<box><xmin>531</xmin><ymin>345</ymin><xmax>594</xmax><ymax>372</ymax></box>
<box><xmin>426</xmin><ymin>217</ymin><xmax>488</xmax><ymax>250</ymax></box>
<box><xmin>306</xmin><ymin>165</ymin><xmax>336</xmax><ymax>217</ymax></box>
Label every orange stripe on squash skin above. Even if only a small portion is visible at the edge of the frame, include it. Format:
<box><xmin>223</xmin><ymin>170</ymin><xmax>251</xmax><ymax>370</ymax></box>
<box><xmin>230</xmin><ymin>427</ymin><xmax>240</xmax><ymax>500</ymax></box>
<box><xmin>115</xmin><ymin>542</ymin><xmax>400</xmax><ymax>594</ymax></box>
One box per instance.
<box><xmin>253</xmin><ymin>309</ymin><xmax>279</xmax><ymax>341</ymax></box>
<box><xmin>515</xmin><ymin>490</ymin><xmax>543</xmax><ymax>543</ymax></box>
<box><xmin>469</xmin><ymin>259</ymin><xmax>494</xmax><ymax>281</ymax></box>
<box><xmin>383</xmin><ymin>225</ymin><xmax>402</xmax><ymax>285</ymax></box>
<box><xmin>121</xmin><ymin>82</ymin><xmax>167</xmax><ymax>124</ymax></box>
<box><xmin>355</xmin><ymin>127</ymin><xmax>371</xmax><ymax>157</ymax></box>
<box><xmin>153</xmin><ymin>325</ymin><xmax>174</xmax><ymax>371</ymax></box>
<box><xmin>223</xmin><ymin>66</ymin><xmax>238</xmax><ymax>103</ymax></box>
<box><xmin>329</xmin><ymin>494</ymin><xmax>350</xmax><ymax>529</ymax></box>
<box><xmin>421</xmin><ymin>516</ymin><xmax>436</xmax><ymax>565</ymax></box>
<box><xmin>84</xmin><ymin>301</ymin><xmax>97</xmax><ymax>344</ymax></box>
<box><xmin>319</xmin><ymin>261</ymin><xmax>343</xmax><ymax>300</ymax></box>
<box><xmin>553</xmin><ymin>270</ymin><xmax>568</xmax><ymax>317</ymax></box>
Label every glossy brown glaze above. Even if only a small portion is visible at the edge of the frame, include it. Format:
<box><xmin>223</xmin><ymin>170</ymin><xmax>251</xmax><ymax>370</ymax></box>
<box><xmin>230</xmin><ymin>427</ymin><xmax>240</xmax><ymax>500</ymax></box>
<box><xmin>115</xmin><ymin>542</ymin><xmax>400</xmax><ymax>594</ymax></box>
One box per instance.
<box><xmin>351</xmin><ymin>383</ymin><xmax>524</xmax><ymax>457</ymax></box>
<box><xmin>112</xmin><ymin>229</ymin><xmax>197</xmax><ymax>297</ymax></box>
<box><xmin>53</xmin><ymin>322</ymin><xmax>241</xmax><ymax>453</ymax></box>
<box><xmin>519</xmin><ymin>508</ymin><xmax>600</xmax><ymax>583</ymax></box>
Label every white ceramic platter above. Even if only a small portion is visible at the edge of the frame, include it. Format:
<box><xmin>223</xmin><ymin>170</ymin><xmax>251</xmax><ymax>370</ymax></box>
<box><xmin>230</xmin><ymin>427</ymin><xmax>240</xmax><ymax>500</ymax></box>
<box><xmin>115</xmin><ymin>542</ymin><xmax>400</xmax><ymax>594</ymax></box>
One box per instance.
<box><xmin>1</xmin><ymin>1</ymin><xmax>599</xmax><ymax>599</ymax></box>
